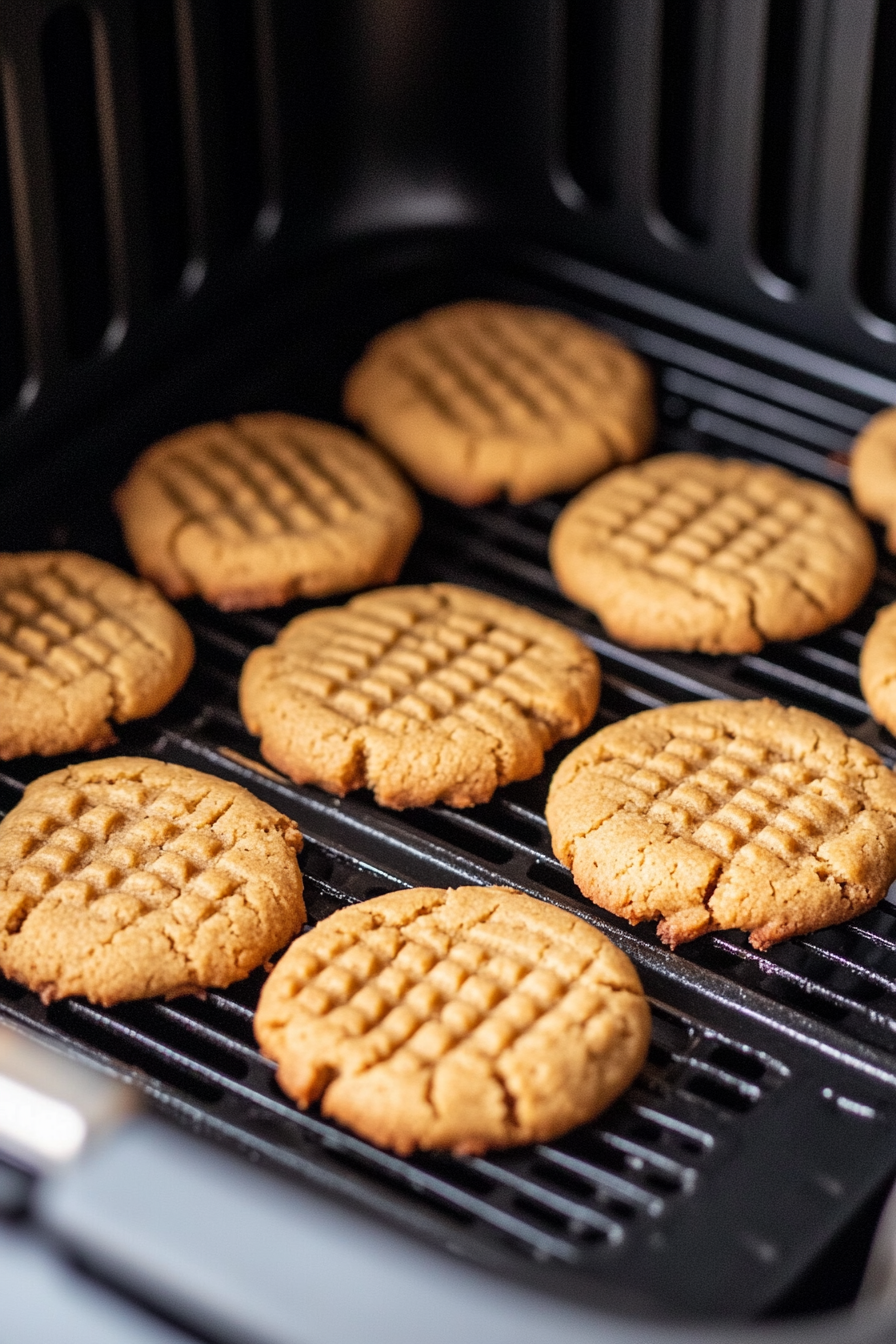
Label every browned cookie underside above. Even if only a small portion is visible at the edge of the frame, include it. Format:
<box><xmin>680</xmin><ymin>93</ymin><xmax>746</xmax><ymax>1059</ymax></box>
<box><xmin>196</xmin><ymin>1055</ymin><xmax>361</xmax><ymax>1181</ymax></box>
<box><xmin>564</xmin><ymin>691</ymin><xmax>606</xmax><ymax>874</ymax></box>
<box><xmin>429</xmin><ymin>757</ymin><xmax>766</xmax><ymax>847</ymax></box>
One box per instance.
<box><xmin>255</xmin><ymin>885</ymin><xmax>650</xmax><ymax>1155</ymax></box>
<box><xmin>546</xmin><ymin>699</ymin><xmax>896</xmax><ymax>950</ymax></box>
<box><xmin>0</xmin><ymin>757</ymin><xmax>305</xmax><ymax>1005</ymax></box>
<box><xmin>239</xmin><ymin>583</ymin><xmax>600</xmax><ymax>809</ymax></box>
<box><xmin>0</xmin><ymin>552</ymin><xmax>194</xmax><ymax>759</ymax></box>
<box><xmin>550</xmin><ymin>455</ymin><xmax>875</xmax><ymax>654</ymax></box>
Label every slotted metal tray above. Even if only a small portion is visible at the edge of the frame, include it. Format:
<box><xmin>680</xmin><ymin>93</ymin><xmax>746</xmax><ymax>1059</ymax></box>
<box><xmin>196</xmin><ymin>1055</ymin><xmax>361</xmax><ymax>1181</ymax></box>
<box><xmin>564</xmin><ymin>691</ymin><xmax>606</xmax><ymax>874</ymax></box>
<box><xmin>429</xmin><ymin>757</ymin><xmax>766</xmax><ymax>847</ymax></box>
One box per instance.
<box><xmin>3</xmin><ymin>239</ymin><xmax>896</xmax><ymax>1320</ymax></box>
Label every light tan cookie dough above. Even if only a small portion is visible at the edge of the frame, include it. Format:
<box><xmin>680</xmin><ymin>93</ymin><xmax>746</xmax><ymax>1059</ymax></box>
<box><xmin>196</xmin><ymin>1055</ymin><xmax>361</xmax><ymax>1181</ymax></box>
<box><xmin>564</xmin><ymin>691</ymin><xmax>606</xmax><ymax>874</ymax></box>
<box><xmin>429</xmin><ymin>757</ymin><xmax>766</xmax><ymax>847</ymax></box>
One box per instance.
<box><xmin>114</xmin><ymin>412</ymin><xmax>421</xmax><ymax>610</ymax></box>
<box><xmin>549</xmin><ymin>454</ymin><xmax>875</xmax><ymax>654</ymax></box>
<box><xmin>0</xmin><ymin>757</ymin><xmax>305</xmax><ymax>1005</ymax></box>
<box><xmin>860</xmin><ymin>602</ymin><xmax>896</xmax><ymax>735</ymax></box>
<box><xmin>343</xmin><ymin>300</ymin><xmax>655</xmax><ymax>506</ymax></box>
<box><xmin>239</xmin><ymin>583</ymin><xmax>600</xmax><ymax>809</ymax></box>
<box><xmin>255</xmin><ymin>885</ymin><xmax>650</xmax><ymax>1155</ymax></box>
<box><xmin>0</xmin><ymin>552</ymin><xmax>194</xmax><ymax>760</ymax></box>
<box><xmin>850</xmin><ymin>407</ymin><xmax>896</xmax><ymax>549</ymax></box>
<box><xmin>546</xmin><ymin>698</ymin><xmax>896</xmax><ymax>951</ymax></box>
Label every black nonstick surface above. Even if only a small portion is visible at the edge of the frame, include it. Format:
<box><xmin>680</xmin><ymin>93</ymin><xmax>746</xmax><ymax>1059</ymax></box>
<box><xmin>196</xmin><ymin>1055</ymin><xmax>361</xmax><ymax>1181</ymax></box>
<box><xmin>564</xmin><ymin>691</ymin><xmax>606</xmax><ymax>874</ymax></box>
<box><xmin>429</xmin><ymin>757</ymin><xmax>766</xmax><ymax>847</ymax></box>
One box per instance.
<box><xmin>2</xmin><ymin>236</ymin><xmax>896</xmax><ymax>1321</ymax></box>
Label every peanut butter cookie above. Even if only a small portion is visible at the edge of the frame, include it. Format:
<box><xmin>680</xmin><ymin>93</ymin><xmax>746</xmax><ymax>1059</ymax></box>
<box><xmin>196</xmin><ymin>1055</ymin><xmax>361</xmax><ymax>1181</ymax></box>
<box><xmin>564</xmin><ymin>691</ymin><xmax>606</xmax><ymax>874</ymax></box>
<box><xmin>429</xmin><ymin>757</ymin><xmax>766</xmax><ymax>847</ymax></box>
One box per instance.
<box><xmin>239</xmin><ymin>583</ymin><xmax>600</xmax><ymax>809</ymax></box>
<box><xmin>114</xmin><ymin>412</ymin><xmax>421</xmax><ymax>610</ymax></box>
<box><xmin>850</xmin><ymin>407</ymin><xmax>896</xmax><ymax>549</ymax></box>
<box><xmin>255</xmin><ymin>885</ymin><xmax>650</xmax><ymax>1155</ymax></box>
<box><xmin>860</xmin><ymin>602</ymin><xmax>896</xmax><ymax>735</ymax></box>
<box><xmin>0</xmin><ymin>552</ymin><xmax>194</xmax><ymax>760</ymax></box>
<box><xmin>550</xmin><ymin>454</ymin><xmax>875</xmax><ymax>654</ymax></box>
<box><xmin>0</xmin><ymin>757</ymin><xmax>305</xmax><ymax>1005</ymax></box>
<box><xmin>343</xmin><ymin>300</ymin><xmax>654</xmax><ymax>506</ymax></box>
<box><xmin>546</xmin><ymin>698</ymin><xmax>896</xmax><ymax>951</ymax></box>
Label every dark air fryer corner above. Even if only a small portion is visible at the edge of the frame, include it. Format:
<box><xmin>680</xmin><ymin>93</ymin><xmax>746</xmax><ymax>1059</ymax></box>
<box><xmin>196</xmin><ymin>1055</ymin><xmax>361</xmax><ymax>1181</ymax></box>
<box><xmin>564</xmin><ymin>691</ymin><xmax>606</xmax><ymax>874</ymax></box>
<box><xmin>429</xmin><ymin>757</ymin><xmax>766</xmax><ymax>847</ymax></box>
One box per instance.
<box><xmin>2</xmin><ymin>3</ymin><xmax>896</xmax><ymax>1342</ymax></box>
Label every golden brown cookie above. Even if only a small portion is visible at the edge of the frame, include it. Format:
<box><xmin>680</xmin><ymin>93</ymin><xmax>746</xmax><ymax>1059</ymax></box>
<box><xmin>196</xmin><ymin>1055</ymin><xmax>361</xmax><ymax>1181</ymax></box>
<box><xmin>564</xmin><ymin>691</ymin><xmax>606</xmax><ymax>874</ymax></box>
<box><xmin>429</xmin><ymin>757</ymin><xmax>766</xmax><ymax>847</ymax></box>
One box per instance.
<box><xmin>0</xmin><ymin>552</ymin><xmax>194</xmax><ymax>760</ymax></box>
<box><xmin>550</xmin><ymin>456</ymin><xmax>881</xmax><ymax>655</ymax></box>
<box><xmin>546</xmin><ymin>698</ymin><xmax>896</xmax><ymax>951</ymax></box>
<box><xmin>114</xmin><ymin>412</ymin><xmax>421</xmax><ymax>610</ymax></box>
<box><xmin>239</xmin><ymin>583</ymin><xmax>600</xmax><ymax>809</ymax></box>
<box><xmin>860</xmin><ymin>602</ymin><xmax>896</xmax><ymax>734</ymax></box>
<box><xmin>343</xmin><ymin>300</ymin><xmax>655</xmax><ymax>506</ymax></box>
<box><xmin>850</xmin><ymin>407</ymin><xmax>896</xmax><ymax>548</ymax></box>
<box><xmin>549</xmin><ymin>454</ymin><xmax>875</xmax><ymax>654</ymax></box>
<box><xmin>0</xmin><ymin>757</ymin><xmax>305</xmax><ymax>1005</ymax></box>
<box><xmin>255</xmin><ymin>885</ymin><xmax>650</xmax><ymax>1155</ymax></box>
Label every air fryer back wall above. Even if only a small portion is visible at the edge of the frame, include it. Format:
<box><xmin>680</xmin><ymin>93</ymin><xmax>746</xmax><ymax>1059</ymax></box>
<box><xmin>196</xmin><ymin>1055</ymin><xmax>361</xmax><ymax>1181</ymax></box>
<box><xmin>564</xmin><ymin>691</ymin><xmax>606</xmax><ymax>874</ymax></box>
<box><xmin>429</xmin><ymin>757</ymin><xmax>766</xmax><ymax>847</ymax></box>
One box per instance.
<box><xmin>2</xmin><ymin>0</ymin><xmax>896</xmax><ymax>466</ymax></box>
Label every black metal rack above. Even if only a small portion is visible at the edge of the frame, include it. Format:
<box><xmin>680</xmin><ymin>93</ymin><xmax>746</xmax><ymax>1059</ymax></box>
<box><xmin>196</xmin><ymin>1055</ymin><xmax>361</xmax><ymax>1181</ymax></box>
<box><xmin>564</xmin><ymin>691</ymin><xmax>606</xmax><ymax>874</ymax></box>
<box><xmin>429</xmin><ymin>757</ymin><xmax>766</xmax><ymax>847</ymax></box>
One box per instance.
<box><xmin>1</xmin><ymin>242</ymin><xmax>896</xmax><ymax>1323</ymax></box>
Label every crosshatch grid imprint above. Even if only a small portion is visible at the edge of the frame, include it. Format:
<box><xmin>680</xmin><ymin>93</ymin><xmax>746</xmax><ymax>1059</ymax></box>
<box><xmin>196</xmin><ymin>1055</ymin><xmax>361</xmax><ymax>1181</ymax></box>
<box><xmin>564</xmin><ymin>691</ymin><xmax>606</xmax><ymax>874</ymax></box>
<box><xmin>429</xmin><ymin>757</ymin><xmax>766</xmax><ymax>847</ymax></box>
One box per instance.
<box><xmin>0</xmin><ymin>563</ymin><xmax>163</xmax><ymax>689</ymax></box>
<box><xmin>588</xmin><ymin>728</ymin><xmax>862</xmax><ymax>869</ymax></box>
<box><xmin>575</xmin><ymin>467</ymin><xmax>851</xmax><ymax>610</ymax></box>
<box><xmin>277</xmin><ymin>604</ymin><xmax>548</xmax><ymax>733</ymax></box>
<box><xmin>275</xmin><ymin>898</ymin><xmax>617</xmax><ymax>1083</ymax></box>
<box><xmin>4</xmin><ymin>775</ymin><xmax>244</xmax><ymax>926</ymax></box>
<box><xmin>155</xmin><ymin>422</ymin><xmax>376</xmax><ymax>541</ymax></box>
<box><xmin>387</xmin><ymin>306</ymin><xmax>636</xmax><ymax>438</ymax></box>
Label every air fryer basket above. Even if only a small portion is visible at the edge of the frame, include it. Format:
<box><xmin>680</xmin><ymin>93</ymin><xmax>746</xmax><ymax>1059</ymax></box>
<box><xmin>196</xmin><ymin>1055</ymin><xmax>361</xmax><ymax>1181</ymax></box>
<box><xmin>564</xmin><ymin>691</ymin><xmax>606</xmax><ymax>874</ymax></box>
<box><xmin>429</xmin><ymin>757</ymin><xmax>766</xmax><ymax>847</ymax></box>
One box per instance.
<box><xmin>4</xmin><ymin>2</ymin><xmax>896</xmax><ymax>1340</ymax></box>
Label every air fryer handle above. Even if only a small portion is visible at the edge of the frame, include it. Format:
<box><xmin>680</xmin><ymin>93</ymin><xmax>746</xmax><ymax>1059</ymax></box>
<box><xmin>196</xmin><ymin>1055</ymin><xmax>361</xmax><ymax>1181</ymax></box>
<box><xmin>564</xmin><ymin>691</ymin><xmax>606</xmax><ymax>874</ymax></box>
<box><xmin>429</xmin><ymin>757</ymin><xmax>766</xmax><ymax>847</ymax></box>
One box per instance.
<box><xmin>35</xmin><ymin>1117</ymin><xmax>896</xmax><ymax>1344</ymax></box>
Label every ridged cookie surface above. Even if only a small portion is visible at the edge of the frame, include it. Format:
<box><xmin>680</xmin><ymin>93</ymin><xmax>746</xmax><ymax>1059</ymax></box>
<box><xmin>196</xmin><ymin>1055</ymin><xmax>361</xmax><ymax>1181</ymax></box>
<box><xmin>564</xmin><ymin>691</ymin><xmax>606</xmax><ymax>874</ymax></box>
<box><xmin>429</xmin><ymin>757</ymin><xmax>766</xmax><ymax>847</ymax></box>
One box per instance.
<box><xmin>0</xmin><ymin>552</ymin><xmax>194</xmax><ymax>759</ymax></box>
<box><xmin>239</xmin><ymin>583</ymin><xmax>600</xmax><ymax>809</ymax></box>
<box><xmin>255</xmin><ymin>885</ymin><xmax>650</xmax><ymax>1155</ymax></box>
<box><xmin>115</xmin><ymin>412</ymin><xmax>421</xmax><ymax>610</ymax></box>
<box><xmin>343</xmin><ymin>300</ymin><xmax>655</xmax><ymax>505</ymax></box>
<box><xmin>0</xmin><ymin>758</ymin><xmax>305</xmax><ymax>1005</ymax></box>
<box><xmin>550</xmin><ymin>454</ymin><xmax>875</xmax><ymax>654</ymax></box>
<box><xmin>546</xmin><ymin>699</ymin><xmax>896</xmax><ymax>950</ymax></box>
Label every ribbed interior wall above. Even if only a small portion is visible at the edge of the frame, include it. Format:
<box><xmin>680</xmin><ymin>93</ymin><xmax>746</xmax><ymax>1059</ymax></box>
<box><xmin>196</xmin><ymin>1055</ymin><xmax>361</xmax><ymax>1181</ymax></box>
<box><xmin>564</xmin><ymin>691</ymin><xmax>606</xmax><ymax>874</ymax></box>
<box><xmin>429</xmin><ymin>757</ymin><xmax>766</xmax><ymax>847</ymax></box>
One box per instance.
<box><xmin>2</xmin><ymin>2</ymin><xmax>896</xmax><ymax>425</ymax></box>
<box><xmin>0</xmin><ymin>0</ymin><xmax>288</xmax><ymax>412</ymax></box>
<box><xmin>563</xmin><ymin>0</ymin><xmax>896</xmax><ymax>359</ymax></box>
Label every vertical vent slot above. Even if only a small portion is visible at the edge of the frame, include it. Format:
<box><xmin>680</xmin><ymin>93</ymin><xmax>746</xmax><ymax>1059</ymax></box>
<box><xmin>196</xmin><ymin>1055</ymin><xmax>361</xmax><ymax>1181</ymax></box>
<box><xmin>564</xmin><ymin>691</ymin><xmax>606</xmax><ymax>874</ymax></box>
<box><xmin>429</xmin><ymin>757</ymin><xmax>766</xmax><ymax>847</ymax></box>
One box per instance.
<box><xmin>564</xmin><ymin>0</ymin><xmax>618</xmax><ymax>206</ymax></box>
<box><xmin>41</xmin><ymin>4</ymin><xmax>111</xmax><ymax>360</ymax></box>
<box><xmin>858</xmin><ymin>0</ymin><xmax>896</xmax><ymax>323</ymax></box>
<box><xmin>757</xmin><ymin>0</ymin><xmax>827</xmax><ymax>289</ymax></box>
<box><xmin>0</xmin><ymin>89</ymin><xmax>25</xmax><ymax>412</ymax></box>
<box><xmin>657</xmin><ymin>0</ymin><xmax>721</xmax><ymax>243</ymax></box>
<box><xmin>186</xmin><ymin>0</ymin><xmax>265</xmax><ymax>255</ymax></box>
<box><xmin>134</xmin><ymin>0</ymin><xmax>190</xmax><ymax>299</ymax></box>
<box><xmin>215</xmin><ymin>0</ymin><xmax>264</xmax><ymax>249</ymax></box>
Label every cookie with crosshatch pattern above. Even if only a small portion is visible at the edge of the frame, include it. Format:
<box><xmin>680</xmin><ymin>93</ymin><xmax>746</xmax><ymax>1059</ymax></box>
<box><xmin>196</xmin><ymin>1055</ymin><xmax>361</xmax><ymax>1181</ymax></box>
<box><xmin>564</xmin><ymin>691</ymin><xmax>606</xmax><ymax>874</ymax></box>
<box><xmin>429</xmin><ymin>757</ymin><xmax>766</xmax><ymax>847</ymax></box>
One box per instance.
<box><xmin>0</xmin><ymin>757</ymin><xmax>305</xmax><ymax>1006</ymax></box>
<box><xmin>0</xmin><ymin>552</ymin><xmax>194</xmax><ymax>760</ymax></box>
<box><xmin>342</xmin><ymin>300</ymin><xmax>655</xmax><ymax>506</ymax></box>
<box><xmin>549</xmin><ymin>453</ymin><xmax>875</xmax><ymax>654</ymax></box>
<box><xmin>114</xmin><ymin>412</ymin><xmax>421</xmax><ymax>611</ymax></box>
<box><xmin>254</xmin><ymin>885</ymin><xmax>650</xmax><ymax>1155</ymax></box>
<box><xmin>239</xmin><ymin>583</ymin><xmax>600</xmax><ymax>809</ymax></box>
<box><xmin>546</xmin><ymin>698</ymin><xmax>896</xmax><ymax>951</ymax></box>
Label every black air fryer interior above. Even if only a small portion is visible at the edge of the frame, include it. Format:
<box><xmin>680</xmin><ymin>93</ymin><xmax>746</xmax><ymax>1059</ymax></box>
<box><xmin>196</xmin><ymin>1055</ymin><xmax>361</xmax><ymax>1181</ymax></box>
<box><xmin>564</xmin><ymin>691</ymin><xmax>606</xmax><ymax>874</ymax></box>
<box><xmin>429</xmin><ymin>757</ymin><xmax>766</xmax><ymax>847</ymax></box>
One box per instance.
<box><xmin>3</xmin><ymin>1</ymin><xmax>896</xmax><ymax>1338</ymax></box>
